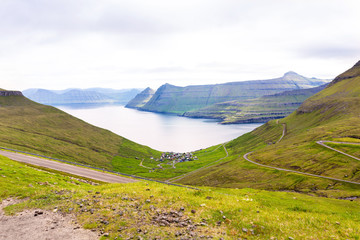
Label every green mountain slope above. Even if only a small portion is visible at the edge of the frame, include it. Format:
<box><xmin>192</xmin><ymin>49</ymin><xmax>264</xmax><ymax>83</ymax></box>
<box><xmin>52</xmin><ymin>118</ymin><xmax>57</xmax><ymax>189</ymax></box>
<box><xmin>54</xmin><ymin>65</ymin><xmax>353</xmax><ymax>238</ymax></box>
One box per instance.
<box><xmin>2</xmin><ymin>156</ymin><xmax>360</xmax><ymax>239</ymax></box>
<box><xmin>0</xmin><ymin>90</ymin><xmax>159</xmax><ymax>169</ymax></box>
<box><xmin>129</xmin><ymin>72</ymin><xmax>330</xmax><ymax>114</ymax></box>
<box><xmin>125</xmin><ymin>87</ymin><xmax>155</xmax><ymax>108</ymax></box>
<box><xmin>176</xmin><ymin>60</ymin><xmax>360</xmax><ymax>193</ymax></box>
<box><xmin>184</xmin><ymin>84</ymin><xmax>327</xmax><ymax>124</ymax></box>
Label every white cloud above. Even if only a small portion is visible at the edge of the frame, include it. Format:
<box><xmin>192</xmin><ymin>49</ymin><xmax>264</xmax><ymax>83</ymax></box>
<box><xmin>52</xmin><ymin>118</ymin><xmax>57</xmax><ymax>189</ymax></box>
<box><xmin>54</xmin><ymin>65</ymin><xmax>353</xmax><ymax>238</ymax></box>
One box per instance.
<box><xmin>0</xmin><ymin>0</ymin><xmax>359</xmax><ymax>90</ymax></box>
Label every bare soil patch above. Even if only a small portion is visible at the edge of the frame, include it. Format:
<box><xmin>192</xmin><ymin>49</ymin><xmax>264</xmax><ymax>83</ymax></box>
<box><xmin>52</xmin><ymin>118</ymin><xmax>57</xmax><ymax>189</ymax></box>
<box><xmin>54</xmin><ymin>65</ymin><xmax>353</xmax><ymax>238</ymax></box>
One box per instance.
<box><xmin>0</xmin><ymin>199</ymin><xmax>98</xmax><ymax>240</ymax></box>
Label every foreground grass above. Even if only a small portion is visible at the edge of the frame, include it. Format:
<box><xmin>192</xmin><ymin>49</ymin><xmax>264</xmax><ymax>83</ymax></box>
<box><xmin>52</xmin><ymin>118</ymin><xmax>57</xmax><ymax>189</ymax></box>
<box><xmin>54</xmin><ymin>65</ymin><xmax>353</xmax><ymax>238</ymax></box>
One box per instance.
<box><xmin>1</xmin><ymin>156</ymin><xmax>360</xmax><ymax>239</ymax></box>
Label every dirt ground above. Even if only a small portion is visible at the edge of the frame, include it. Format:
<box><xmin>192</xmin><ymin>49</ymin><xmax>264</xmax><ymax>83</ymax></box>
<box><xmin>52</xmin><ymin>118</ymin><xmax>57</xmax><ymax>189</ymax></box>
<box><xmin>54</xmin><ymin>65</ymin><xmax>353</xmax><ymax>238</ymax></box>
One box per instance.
<box><xmin>0</xmin><ymin>199</ymin><xmax>98</xmax><ymax>240</ymax></box>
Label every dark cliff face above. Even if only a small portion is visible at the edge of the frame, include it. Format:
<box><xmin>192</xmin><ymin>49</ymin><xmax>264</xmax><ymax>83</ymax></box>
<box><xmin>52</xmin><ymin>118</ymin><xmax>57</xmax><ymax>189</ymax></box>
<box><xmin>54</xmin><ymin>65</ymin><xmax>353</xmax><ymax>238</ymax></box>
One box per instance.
<box><xmin>0</xmin><ymin>91</ymin><xmax>23</xmax><ymax>96</ymax></box>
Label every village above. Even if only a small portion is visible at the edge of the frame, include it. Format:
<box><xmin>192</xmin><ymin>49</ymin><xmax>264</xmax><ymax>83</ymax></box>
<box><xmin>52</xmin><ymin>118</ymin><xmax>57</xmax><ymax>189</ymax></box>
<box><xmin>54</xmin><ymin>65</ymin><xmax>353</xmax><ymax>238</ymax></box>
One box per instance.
<box><xmin>159</xmin><ymin>152</ymin><xmax>198</xmax><ymax>163</ymax></box>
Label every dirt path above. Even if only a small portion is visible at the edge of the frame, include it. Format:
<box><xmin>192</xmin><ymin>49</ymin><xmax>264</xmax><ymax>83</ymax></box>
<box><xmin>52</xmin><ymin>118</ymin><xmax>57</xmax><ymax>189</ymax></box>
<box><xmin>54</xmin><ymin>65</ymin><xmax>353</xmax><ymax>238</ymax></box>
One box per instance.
<box><xmin>0</xmin><ymin>199</ymin><xmax>98</xmax><ymax>240</ymax></box>
<box><xmin>0</xmin><ymin>150</ymin><xmax>137</xmax><ymax>184</ymax></box>
<box><xmin>276</xmin><ymin>123</ymin><xmax>287</xmax><ymax>143</ymax></box>
<box><xmin>242</xmin><ymin>125</ymin><xmax>360</xmax><ymax>185</ymax></box>
<box><xmin>317</xmin><ymin>140</ymin><xmax>360</xmax><ymax>161</ymax></box>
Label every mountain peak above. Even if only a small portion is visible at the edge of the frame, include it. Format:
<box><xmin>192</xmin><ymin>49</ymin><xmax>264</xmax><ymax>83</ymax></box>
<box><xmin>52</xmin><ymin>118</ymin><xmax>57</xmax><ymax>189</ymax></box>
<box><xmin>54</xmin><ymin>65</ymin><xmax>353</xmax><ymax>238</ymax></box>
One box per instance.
<box><xmin>282</xmin><ymin>71</ymin><xmax>303</xmax><ymax>80</ymax></box>
<box><xmin>283</xmin><ymin>71</ymin><xmax>299</xmax><ymax>76</ymax></box>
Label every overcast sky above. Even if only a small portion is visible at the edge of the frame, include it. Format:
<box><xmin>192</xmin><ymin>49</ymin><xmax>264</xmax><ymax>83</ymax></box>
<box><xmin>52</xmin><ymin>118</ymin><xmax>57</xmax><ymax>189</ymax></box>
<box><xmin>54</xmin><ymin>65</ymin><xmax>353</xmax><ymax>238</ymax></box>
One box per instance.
<box><xmin>1</xmin><ymin>0</ymin><xmax>359</xmax><ymax>91</ymax></box>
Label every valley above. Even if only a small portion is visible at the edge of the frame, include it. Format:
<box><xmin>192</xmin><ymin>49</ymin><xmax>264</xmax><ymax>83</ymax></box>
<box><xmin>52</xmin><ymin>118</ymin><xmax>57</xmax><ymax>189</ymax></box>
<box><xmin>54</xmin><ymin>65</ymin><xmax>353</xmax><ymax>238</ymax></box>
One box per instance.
<box><xmin>1</xmin><ymin>61</ymin><xmax>360</xmax><ymax>239</ymax></box>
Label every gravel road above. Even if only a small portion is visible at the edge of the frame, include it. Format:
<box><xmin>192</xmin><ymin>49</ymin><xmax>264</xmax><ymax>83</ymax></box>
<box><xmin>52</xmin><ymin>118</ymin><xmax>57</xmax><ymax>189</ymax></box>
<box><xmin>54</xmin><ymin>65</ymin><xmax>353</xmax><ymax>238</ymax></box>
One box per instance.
<box><xmin>0</xmin><ymin>150</ymin><xmax>137</xmax><ymax>183</ymax></box>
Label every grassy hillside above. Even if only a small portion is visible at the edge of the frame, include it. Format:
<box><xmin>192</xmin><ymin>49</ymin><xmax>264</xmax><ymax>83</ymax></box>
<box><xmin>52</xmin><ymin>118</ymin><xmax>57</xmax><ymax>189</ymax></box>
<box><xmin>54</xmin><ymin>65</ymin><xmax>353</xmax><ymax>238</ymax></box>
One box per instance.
<box><xmin>177</xmin><ymin>60</ymin><xmax>360</xmax><ymax>193</ymax></box>
<box><xmin>184</xmin><ymin>85</ymin><xmax>326</xmax><ymax>124</ymax></box>
<box><xmin>133</xmin><ymin>72</ymin><xmax>329</xmax><ymax>114</ymax></box>
<box><xmin>1</xmin><ymin>155</ymin><xmax>360</xmax><ymax>239</ymax></box>
<box><xmin>0</xmin><ymin>91</ymin><xmax>160</xmax><ymax>169</ymax></box>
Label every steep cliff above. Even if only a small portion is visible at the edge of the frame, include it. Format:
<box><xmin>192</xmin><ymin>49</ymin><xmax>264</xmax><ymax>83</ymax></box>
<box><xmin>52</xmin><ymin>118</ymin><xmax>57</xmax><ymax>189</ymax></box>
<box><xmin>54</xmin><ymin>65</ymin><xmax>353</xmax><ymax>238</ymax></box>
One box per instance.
<box><xmin>125</xmin><ymin>87</ymin><xmax>155</xmax><ymax>109</ymax></box>
<box><xmin>135</xmin><ymin>72</ymin><xmax>330</xmax><ymax>114</ymax></box>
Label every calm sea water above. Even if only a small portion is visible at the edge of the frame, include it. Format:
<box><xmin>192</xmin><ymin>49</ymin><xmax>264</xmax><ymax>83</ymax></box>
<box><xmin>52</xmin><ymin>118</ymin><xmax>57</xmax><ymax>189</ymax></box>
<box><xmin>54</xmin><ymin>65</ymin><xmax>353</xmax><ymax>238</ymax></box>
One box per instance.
<box><xmin>57</xmin><ymin>105</ymin><xmax>262</xmax><ymax>152</ymax></box>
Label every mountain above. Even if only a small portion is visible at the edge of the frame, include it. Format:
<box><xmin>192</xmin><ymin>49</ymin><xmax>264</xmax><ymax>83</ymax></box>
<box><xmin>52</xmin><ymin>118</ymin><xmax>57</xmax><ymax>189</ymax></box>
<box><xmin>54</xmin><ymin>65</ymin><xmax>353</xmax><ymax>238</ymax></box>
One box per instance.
<box><xmin>176</xmin><ymin>60</ymin><xmax>360</xmax><ymax>192</ymax></box>
<box><xmin>127</xmin><ymin>72</ymin><xmax>330</xmax><ymax>115</ymax></box>
<box><xmin>23</xmin><ymin>88</ymin><xmax>142</xmax><ymax>105</ymax></box>
<box><xmin>0</xmin><ymin>89</ymin><xmax>159</xmax><ymax>169</ymax></box>
<box><xmin>125</xmin><ymin>87</ymin><xmax>155</xmax><ymax>109</ymax></box>
<box><xmin>183</xmin><ymin>84</ymin><xmax>327</xmax><ymax>124</ymax></box>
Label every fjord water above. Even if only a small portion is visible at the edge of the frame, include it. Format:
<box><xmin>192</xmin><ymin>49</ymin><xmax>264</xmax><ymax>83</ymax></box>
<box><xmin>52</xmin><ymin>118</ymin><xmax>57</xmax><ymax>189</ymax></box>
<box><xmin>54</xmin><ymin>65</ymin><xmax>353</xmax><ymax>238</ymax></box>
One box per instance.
<box><xmin>58</xmin><ymin>105</ymin><xmax>261</xmax><ymax>152</ymax></box>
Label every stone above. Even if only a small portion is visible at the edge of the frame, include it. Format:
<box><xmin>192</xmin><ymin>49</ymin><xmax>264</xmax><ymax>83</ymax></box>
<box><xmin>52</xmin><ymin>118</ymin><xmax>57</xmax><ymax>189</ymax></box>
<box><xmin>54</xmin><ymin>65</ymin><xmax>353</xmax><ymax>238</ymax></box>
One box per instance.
<box><xmin>34</xmin><ymin>210</ymin><xmax>44</xmax><ymax>216</ymax></box>
<box><xmin>191</xmin><ymin>209</ymin><xmax>196</xmax><ymax>214</ymax></box>
<box><xmin>242</xmin><ymin>228</ymin><xmax>248</xmax><ymax>233</ymax></box>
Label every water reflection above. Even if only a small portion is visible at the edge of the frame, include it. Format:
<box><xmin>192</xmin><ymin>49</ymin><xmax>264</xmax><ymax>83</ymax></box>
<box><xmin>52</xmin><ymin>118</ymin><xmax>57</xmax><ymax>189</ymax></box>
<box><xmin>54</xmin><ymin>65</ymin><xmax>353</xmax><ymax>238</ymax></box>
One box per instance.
<box><xmin>57</xmin><ymin>105</ymin><xmax>262</xmax><ymax>152</ymax></box>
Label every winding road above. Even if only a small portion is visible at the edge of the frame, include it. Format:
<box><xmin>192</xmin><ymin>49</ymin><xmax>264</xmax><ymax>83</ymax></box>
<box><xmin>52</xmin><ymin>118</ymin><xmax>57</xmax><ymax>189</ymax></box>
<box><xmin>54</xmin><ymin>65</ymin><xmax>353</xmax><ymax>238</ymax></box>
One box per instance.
<box><xmin>0</xmin><ymin>150</ymin><xmax>137</xmax><ymax>183</ymax></box>
<box><xmin>243</xmin><ymin>123</ymin><xmax>360</xmax><ymax>185</ymax></box>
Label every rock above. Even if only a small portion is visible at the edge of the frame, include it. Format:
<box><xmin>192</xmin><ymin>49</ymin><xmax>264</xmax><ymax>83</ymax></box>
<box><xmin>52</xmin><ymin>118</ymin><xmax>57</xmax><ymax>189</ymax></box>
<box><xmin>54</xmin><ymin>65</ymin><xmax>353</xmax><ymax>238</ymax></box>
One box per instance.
<box><xmin>28</xmin><ymin>184</ymin><xmax>33</xmax><ymax>187</ymax></box>
<box><xmin>146</xmin><ymin>188</ymin><xmax>150</xmax><ymax>191</ymax></box>
<box><xmin>180</xmin><ymin>207</ymin><xmax>185</xmax><ymax>211</ymax></box>
<box><xmin>191</xmin><ymin>209</ymin><xmax>196</xmax><ymax>214</ymax></box>
<box><xmin>222</xmin><ymin>216</ymin><xmax>226</xmax><ymax>219</ymax></box>
<box><xmin>145</xmin><ymin>199</ymin><xmax>151</xmax><ymax>203</ymax></box>
<box><xmin>288</xmin><ymin>237</ymin><xmax>294</xmax><ymax>240</ymax></box>
<box><xmin>34</xmin><ymin>210</ymin><xmax>44</xmax><ymax>216</ymax></box>
<box><xmin>206</xmin><ymin>196</ymin><xmax>212</xmax><ymax>200</ymax></box>
<box><xmin>103</xmin><ymin>232</ymin><xmax>109</xmax><ymax>237</ymax></box>
<box><xmin>242</xmin><ymin>228</ymin><xmax>248</xmax><ymax>233</ymax></box>
<box><xmin>95</xmin><ymin>192</ymin><xmax>101</xmax><ymax>194</ymax></box>
<box><xmin>68</xmin><ymin>208</ymin><xmax>74</xmax><ymax>212</ymax></box>
<box><xmin>200</xmin><ymin>204</ymin><xmax>206</xmax><ymax>207</ymax></box>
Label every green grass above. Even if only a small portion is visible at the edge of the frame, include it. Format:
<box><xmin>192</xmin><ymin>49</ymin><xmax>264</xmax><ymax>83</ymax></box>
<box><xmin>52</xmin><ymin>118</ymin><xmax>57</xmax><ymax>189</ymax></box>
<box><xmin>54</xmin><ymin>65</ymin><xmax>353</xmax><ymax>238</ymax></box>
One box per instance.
<box><xmin>1</xmin><ymin>155</ymin><xmax>360</xmax><ymax>239</ymax></box>
<box><xmin>177</xmin><ymin>69</ymin><xmax>360</xmax><ymax>192</ymax></box>
<box><xmin>326</xmin><ymin>142</ymin><xmax>360</xmax><ymax>158</ymax></box>
<box><xmin>111</xmin><ymin>144</ymin><xmax>229</xmax><ymax>180</ymax></box>
<box><xmin>0</xmin><ymin>94</ymin><xmax>160</xmax><ymax>171</ymax></box>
